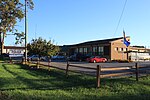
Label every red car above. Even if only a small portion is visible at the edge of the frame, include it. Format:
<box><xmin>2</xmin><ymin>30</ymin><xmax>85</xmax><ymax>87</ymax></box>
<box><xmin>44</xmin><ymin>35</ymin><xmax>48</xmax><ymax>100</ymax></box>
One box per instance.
<box><xmin>87</xmin><ymin>56</ymin><xmax>107</xmax><ymax>63</ymax></box>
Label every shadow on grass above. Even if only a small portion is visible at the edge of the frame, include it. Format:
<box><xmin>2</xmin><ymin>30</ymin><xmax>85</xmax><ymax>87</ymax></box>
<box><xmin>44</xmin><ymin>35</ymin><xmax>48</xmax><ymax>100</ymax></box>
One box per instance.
<box><xmin>0</xmin><ymin>63</ymin><xmax>150</xmax><ymax>100</ymax></box>
<box><xmin>0</xmin><ymin>63</ymin><xmax>96</xmax><ymax>91</ymax></box>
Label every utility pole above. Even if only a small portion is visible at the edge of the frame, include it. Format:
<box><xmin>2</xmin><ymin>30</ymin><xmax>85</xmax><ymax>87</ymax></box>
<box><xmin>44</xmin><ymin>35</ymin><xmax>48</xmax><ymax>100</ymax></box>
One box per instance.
<box><xmin>0</xmin><ymin>32</ymin><xmax>2</xmax><ymax>55</ymax></box>
<box><xmin>25</xmin><ymin>0</ymin><xmax>27</xmax><ymax>64</ymax></box>
<box><xmin>0</xmin><ymin>27</ymin><xmax>4</xmax><ymax>55</ymax></box>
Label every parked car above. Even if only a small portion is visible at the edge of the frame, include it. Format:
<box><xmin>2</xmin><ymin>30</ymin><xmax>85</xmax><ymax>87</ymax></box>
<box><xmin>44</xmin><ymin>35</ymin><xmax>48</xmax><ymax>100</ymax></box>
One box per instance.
<box><xmin>87</xmin><ymin>56</ymin><xmax>107</xmax><ymax>63</ymax></box>
<box><xmin>69</xmin><ymin>53</ymin><xmax>90</xmax><ymax>61</ymax></box>
<box><xmin>1</xmin><ymin>53</ymin><xmax>9</xmax><ymax>57</ymax></box>
<box><xmin>40</xmin><ymin>56</ymin><xmax>48</xmax><ymax>61</ymax></box>
<box><xmin>28</xmin><ymin>55</ymin><xmax>39</xmax><ymax>61</ymax></box>
<box><xmin>51</xmin><ymin>55</ymin><xmax>66</xmax><ymax>60</ymax></box>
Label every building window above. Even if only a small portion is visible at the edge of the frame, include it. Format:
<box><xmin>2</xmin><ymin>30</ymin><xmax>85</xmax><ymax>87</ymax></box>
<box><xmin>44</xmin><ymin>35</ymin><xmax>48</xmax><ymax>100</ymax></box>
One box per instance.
<box><xmin>98</xmin><ymin>46</ymin><xmax>104</xmax><ymax>56</ymax></box>
<box><xmin>79</xmin><ymin>48</ymin><xmax>83</xmax><ymax>53</ymax></box>
<box><xmin>119</xmin><ymin>48</ymin><xmax>122</xmax><ymax>51</ymax></box>
<box><xmin>115</xmin><ymin>47</ymin><xmax>119</xmax><ymax>51</ymax></box>
<box><xmin>124</xmin><ymin>48</ymin><xmax>127</xmax><ymax>51</ymax></box>
<box><xmin>93</xmin><ymin>47</ymin><xmax>97</xmax><ymax>52</ymax></box>
<box><xmin>83</xmin><ymin>48</ymin><xmax>88</xmax><ymax>54</ymax></box>
<box><xmin>98</xmin><ymin>47</ymin><xmax>103</xmax><ymax>52</ymax></box>
<box><xmin>92</xmin><ymin>47</ymin><xmax>97</xmax><ymax>55</ymax></box>
<box><xmin>115</xmin><ymin>47</ymin><xmax>118</xmax><ymax>51</ymax></box>
<box><xmin>75</xmin><ymin>48</ymin><xmax>78</xmax><ymax>53</ymax></box>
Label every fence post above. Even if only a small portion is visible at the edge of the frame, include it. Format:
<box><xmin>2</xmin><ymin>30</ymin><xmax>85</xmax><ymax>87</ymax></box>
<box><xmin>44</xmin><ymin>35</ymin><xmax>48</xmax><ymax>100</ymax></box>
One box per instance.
<box><xmin>9</xmin><ymin>57</ymin><xmax>12</xmax><ymax>64</ymax></box>
<box><xmin>28</xmin><ymin>58</ymin><xmax>31</xmax><ymax>67</ymax></box>
<box><xmin>48</xmin><ymin>58</ymin><xmax>51</xmax><ymax>71</ymax></box>
<box><xmin>96</xmin><ymin>65</ymin><xmax>101</xmax><ymax>88</ymax></box>
<box><xmin>135</xmin><ymin>62</ymin><xmax>139</xmax><ymax>81</ymax></box>
<box><xmin>22</xmin><ymin>57</ymin><xmax>24</xmax><ymax>64</ymax></box>
<box><xmin>37</xmin><ymin>58</ymin><xmax>40</xmax><ymax>69</ymax></box>
<box><xmin>66</xmin><ymin>60</ymin><xmax>69</xmax><ymax>78</ymax></box>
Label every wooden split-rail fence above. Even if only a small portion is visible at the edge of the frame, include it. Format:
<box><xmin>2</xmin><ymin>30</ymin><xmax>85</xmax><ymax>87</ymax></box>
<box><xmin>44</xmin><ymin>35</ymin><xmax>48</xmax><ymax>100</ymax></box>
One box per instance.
<box><xmin>21</xmin><ymin>58</ymin><xmax>150</xmax><ymax>88</ymax></box>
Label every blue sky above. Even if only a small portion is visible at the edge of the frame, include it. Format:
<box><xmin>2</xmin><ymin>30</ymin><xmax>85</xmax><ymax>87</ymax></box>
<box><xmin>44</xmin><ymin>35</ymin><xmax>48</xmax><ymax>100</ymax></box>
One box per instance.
<box><xmin>5</xmin><ymin>0</ymin><xmax>150</xmax><ymax>48</ymax></box>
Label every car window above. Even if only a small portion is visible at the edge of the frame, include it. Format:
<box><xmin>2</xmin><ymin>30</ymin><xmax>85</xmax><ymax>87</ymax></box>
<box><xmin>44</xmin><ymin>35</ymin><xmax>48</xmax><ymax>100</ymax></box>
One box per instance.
<box><xmin>90</xmin><ymin>56</ymin><xmax>94</xmax><ymax>58</ymax></box>
<box><xmin>97</xmin><ymin>56</ymin><xmax>101</xmax><ymax>58</ymax></box>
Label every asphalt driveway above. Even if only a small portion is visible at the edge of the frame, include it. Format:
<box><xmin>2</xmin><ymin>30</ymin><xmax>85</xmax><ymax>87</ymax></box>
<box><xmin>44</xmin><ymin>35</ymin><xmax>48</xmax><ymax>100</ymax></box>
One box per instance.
<box><xmin>37</xmin><ymin>61</ymin><xmax>150</xmax><ymax>77</ymax></box>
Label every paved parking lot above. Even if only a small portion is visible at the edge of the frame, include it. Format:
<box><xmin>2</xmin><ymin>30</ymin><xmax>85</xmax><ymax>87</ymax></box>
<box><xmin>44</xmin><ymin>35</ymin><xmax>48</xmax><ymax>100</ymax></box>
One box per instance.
<box><xmin>41</xmin><ymin>60</ymin><xmax>150</xmax><ymax>68</ymax></box>
<box><xmin>38</xmin><ymin>61</ymin><xmax>150</xmax><ymax>76</ymax></box>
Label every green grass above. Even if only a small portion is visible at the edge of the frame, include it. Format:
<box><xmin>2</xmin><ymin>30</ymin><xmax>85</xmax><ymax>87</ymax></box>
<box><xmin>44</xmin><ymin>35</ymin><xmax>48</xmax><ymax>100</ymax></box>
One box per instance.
<box><xmin>0</xmin><ymin>62</ymin><xmax>150</xmax><ymax>100</ymax></box>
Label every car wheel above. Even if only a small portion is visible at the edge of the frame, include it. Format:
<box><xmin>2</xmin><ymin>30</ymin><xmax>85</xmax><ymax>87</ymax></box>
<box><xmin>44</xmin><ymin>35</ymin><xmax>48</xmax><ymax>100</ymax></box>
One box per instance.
<box><xmin>93</xmin><ymin>60</ymin><xmax>96</xmax><ymax>63</ymax></box>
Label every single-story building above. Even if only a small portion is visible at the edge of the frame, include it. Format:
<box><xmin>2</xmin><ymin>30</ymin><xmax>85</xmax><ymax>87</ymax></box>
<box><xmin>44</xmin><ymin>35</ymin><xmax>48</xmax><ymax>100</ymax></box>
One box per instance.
<box><xmin>61</xmin><ymin>37</ymin><xmax>150</xmax><ymax>61</ymax></box>
<box><xmin>128</xmin><ymin>46</ymin><xmax>150</xmax><ymax>61</ymax></box>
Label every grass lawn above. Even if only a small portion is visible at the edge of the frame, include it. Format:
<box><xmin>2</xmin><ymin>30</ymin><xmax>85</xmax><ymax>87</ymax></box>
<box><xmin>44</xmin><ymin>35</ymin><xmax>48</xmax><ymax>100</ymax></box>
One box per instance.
<box><xmin>0</xmin><ymin>62</ymin><xmax>150</xmax><ymax>100</ymax></box>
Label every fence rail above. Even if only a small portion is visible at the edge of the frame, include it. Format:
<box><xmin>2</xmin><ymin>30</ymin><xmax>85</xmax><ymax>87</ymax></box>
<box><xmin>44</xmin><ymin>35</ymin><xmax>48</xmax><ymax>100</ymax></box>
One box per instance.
<box><xmin>20</xmin><ymin>58</ymin><xmax>150</xmax><ymax>88</ymax></box>
<box><xmin>68</xmin><ymin>64</ymin><xmax>96</xmax><ymax>70</ymax></box>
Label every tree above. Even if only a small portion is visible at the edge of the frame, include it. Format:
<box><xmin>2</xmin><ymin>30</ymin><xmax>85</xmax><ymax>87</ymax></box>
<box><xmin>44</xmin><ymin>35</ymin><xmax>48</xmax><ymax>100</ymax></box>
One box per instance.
<box><xmin>0</xmin><ymin>0</ymin><xmax>34</xmax><ymax>54</ymax></box>
<box><xmin>27</xmin><ymin>37</ymin><xmax>60</xmax><ymax>57</ymax></box>
<box><xmin>0</xmin><ymin>0</ymin><xmax>34</xmax><ymax>33</ymax></box>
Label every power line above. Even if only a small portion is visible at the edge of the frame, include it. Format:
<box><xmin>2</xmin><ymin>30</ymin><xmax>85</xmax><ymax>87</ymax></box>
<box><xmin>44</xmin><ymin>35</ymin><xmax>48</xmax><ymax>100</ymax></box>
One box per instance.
<box><xmin>35</xmin><ymin>24</ymin><xmax>37</xmax><ymax>39</ymax></box>
<box><xmin>114</xmin><ymin>0</ymin><xmax>128</xmax><ymax>35</ymax></box>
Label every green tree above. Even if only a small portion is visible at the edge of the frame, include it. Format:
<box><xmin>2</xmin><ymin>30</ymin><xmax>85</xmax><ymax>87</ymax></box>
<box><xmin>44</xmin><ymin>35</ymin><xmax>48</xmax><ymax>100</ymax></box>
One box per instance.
<box><xmin>27</xmin><ymin>37</ymin><xmax>60</xmax><ymax>57</ymax></box>
<box><xmin>0</xmin><ymin>0</ymin><xmax>34</xmax><ymax>54</ymax></box>
<box><xmin>0</xmin><ymin>0</ymin><xmax>34</xmax><ymax>33</ymax></box>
